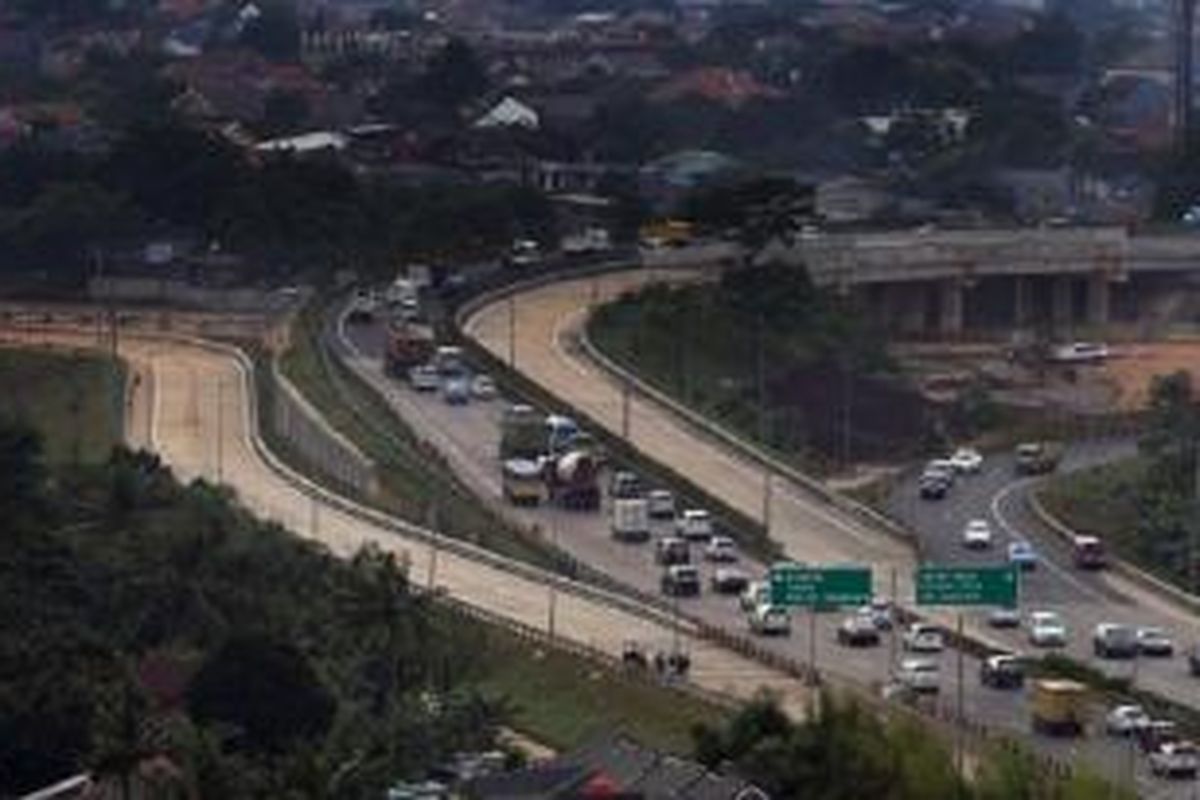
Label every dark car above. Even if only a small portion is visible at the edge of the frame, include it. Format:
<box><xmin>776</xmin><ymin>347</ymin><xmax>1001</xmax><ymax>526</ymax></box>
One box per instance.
<box><xmin>655</xmin><ymin>537</ymin><xmax>690</xmax><ymax>567</ymax></box>
<box><xmin>980</xmin><ymin>654</ymin><xmax>1025</xmax><ymax>689</ymax></box>
<box><xmin>837</xmin><ymin>615</ymin><xmax>881</xmax><ymax>647</ymax></box>
<box><xmin>661</xmin><ymin>565</ymin><xmax>701</xmax><ymax>597</ymax></box>
<box><xmin>710</xmin><ymin>567</ymin><xmax>750</xmax><ymax>595</ymax></box>
<box><xmin>918</xmin><ymin>475</ymin><xmax>950</xmax><ymax>500</ymax></box>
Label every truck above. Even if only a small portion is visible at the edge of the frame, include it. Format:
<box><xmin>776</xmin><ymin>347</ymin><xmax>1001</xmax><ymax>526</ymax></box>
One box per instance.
<box><xmin>561</xmin><ymin>227</ymin><xmax>612</xmax><ymax>255</ymax></box>
<box><xmin>611</xmin><ymin>497</ymin><xmax>650</xmax><ymax>543</ymax></box>
<box><xmin>545</xmin><ymin>414</ymin><xmax>580</xmax><ymax>454</ymax></box>
<box><xmin>543</xmin><ymin>449</ymin><xmax>601</xmax><ymax>510</ymax></box>
<box><xmin>500</xmin><ymin>404</ymin><xmax>544</xmax><ymax>459</ymax></box>
<box><xmin>1030</xmin><ymin>679</ymin><xmax>1088</xmax><ymax>736</ymax></box>
<box><xmin>502</xmin><ymin>458</ymin><xmax>546</xmax><ymax>506</ymax></box>
<box><xmin>1014</xmin><ymin>441</ymin><xmax>1062</xmax><ymax>476</ymax></box>
<box><xmin>384</xmin><ymin>321</ymin><xmax>436</xmax><ymax>377</ymax></box>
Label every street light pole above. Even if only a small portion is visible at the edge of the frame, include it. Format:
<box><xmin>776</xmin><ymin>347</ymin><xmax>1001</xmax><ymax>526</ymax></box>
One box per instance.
<box><xmin>507</xmin><ymin>294</ymin><xmax>516</xmax><ymax>368</ymax></box>
<box><xmin>215</xmin><ymin>378</ymin><xmax>224</xmax><ymax>484</ymax></box>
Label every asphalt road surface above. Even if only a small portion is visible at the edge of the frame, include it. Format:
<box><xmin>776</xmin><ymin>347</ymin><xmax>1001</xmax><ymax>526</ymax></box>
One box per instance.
<box><xmin>341</xmin><ymin>292</ymin><xmax>1193</xmax><ymax>796</ymax></box>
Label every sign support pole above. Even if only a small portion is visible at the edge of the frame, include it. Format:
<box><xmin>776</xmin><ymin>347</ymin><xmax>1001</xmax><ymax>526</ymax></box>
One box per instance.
<box><xmin>955</xmin><ymin>612</ymin><xmax>965</xmax><ymax>788</ymax></box>
<box><xmin>808</xmin><ymin>607</ymin><xmax>818</xmax><ymax>686</ymax></box>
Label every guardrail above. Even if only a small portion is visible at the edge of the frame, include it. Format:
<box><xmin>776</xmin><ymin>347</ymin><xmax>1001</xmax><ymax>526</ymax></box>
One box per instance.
<box><xmin>1028</xmin><ymin>486</ymin><xmax>1200</xmax><ymax>615</ymax></box>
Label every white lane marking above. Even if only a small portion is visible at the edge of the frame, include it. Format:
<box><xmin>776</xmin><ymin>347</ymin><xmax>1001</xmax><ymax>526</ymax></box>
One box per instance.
<box><xmin>989</xmin><ymin>478</ymin><xmax>1108</xmax><ymax>604</ymax></box>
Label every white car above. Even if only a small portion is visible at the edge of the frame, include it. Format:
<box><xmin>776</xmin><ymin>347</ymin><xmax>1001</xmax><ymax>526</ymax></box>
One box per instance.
<box><xmin>1007</xmin><ymin>540</ymin><xmax>1038</xmax><ymax>570</ymax></box>
<box><xmin>1028</xmin><ymin>611</ymin><xmax>1067</xmax><ymax>647</ymax></box>
<box><xmin>962</xmin><ymin>519</ymin><xmax>992</xmax><ymax>549</ymax></box>
<box><xmin>749</xmin><ymin>604</ymin><xmax>791</xmax><ymax>636</ymax></box>
<box><xmin>903</xmin><ymin>622</ymin><xmax>945</xmax><ymax>653</ymax></box>
<box><xmin>470</xmin><ymin>374</ymin><xmax>497</xmax><ymax>400</ymax></box>
<box><xmin>676</xmin><ymin>509</ymin><xmax>714</xmax><ymax>541</ymax></box>
<box><xmin>739</xmin><ymin>581</ymin><xmax>768</xmax><ymax>613</ymax></box>
<box><xmin>1137</xmin><ymin>626</ymin><xmax>1175</xmax><ymax>657</ymax></box>
<box><xmin>647</xmin><ymin>489</ymin><xmax>676</xmax><ymax>519</ymax></box>
<box><xmin>949</xmin><ymin>447</ymin><xmax>983</xmax><ymax>474</ymax></box>
<box><xmin>894</xmin><ymin>657</ymin><xmax>940</xmax><ymax>693</ymax></box>
<box><xmin>704</xmin><ymin>536</ymin><xmax>737</xmax><ymax>562</ymax></box>
<box><xmin>408</xmin><ymin>364</ymin><xmax>439</xmax><ymax>391</ymax></box>
<box><xmin>924</xmin><ymin>460</ymin><xmax>957</xmax><ymax>485</ymax></box>
<box><xmin>1105</xmin><ymin>704</ymin><xmax>1151</xmax><ymax>737</ymax></box>
<box><xmin>1150</xmin><ymin>741</ymin><xmax>1199</xmax><ymax>779</ymax></box>
<box><xmin>987</xmin><ymin>607</ymin><xmax>1021</xmax><ymax>629</ymax></box>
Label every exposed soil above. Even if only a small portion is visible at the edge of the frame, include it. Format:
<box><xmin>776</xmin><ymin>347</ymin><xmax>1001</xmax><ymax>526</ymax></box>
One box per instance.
<box><xmin>1101</xmin><ymin>341</ymin><xmax>1200</xmax><ymax>410</ymax></box>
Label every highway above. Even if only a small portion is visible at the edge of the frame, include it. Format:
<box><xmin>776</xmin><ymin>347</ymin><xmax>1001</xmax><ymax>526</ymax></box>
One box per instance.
<box><xmin>886</xmin><ymin>442</ymin><xmax>1200</xmax><ymax>717</ymax></box>
<box><xmin>0</xmin><ymin>324</ymin><xmax>813</xmax><ymax>718</ymax></box>
<box><xmin>444</xmin><ymin>267</ymin><xmax>1199</xmax><ymax>797</ymax></box>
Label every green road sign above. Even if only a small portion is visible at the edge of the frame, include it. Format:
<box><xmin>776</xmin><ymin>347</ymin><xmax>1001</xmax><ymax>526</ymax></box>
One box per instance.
<box><xmin>769</xmin><ymin>563</ymin><xmax>873</xmax><ymax>609</ymax></box>
<box><xmin>916</xmin><ymin>565</ymin><xmax>1019</xmax><ymax>608</ymax></box>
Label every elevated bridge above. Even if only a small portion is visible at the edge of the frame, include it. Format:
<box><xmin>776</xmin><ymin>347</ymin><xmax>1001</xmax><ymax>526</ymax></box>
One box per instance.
<box><xmin>760</xmin><ymin>227</ymin><xmax>1200</xmax><ymax>336</ymax></box>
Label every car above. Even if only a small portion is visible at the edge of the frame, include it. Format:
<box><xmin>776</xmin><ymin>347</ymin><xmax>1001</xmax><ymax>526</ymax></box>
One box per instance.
<box><xmin>740</xmin><ymin>581</ymin><xmax>769</xmax><ymax>613</ymax></box>
<box><xmin>924</xmin><ymin>460</ymin><xmax>957</xmax><ymax>485</ymax></box>
<box><xmin>442</xmin><ymin>374</ymin><xmax>470</xmax><ymax>405</ymax></box>
<box><xmin>1150</xmin><ymin>741</ymin><xmax>1199</xmax><ymax>778</ymax></box>
<box><xmin>661</xmin><ymin>565</ymin><xmax>701</xmax><ymax>597</ymax></box>
<box><xmin>962</xmin><ymin>519</ymin><xmax>993</xmax><ymax>549</ymax></box>
<box><xmin>837</xmin><ymin>615</ymin><xmax>881</xmax><ymax>647</ymax></box>
<box><xmin>1008</xmin><ymin>540</ymin><xmax>1038</xmax><ymax>570</ymax></box>
<box><xmin>980</xmin><ymin>654</ymin><xmax>1025</xmax><ymax>689</ymax></box>
<box><xmin>710</xmin><ymin>567</ymin><xmax>750</xmax><ymax>594</ymax></box>
<box><xmin>1190</xmin><ymin>643</ymin><xmax>1200</xmax><ymax>676</ymax></box>
<box><xmin>1093</xmin><ymin>623</ymin><xmax>1138</xmax><ymax>659</ymax></box>
<box><xmin>903</xmin><ymin>623</ymin><xmax>945</xmax><ymax>653</ymax></box>
<box><xmin>1105</xmin><ymin>704</ymin><xmax>1152</xmax><ymax>737</ymax></box>
<box><xmin>918</xmin><ymin>474</ymin><xmax>950</xmax><ymax>500</ymax></box>
<box><xmin>856</xmin><ymin>599</ymin><xmax>894</xmax><ymax>631</ymax></box>
<box><xmin>676</xmin><ymin>509</ymin><xmax>714</xmax><ymax>541</ymax></box>
<box><xmin>647</xmin><ymin>489</ymin><xmax>676</xmax><ymax>519</ymax></box>
<box><xmin>949</xmin><ymin>447</ymin><xmax>984</xmax><ymax>474</ymax></box>
<box><xmin>705</xmin><ymin>535</ymin><xmax>738</xmax><ymax>562</ymax></box>
<box><xmin>1137</xmin><ymin>626</ymin><xmax>1175</xmax><ymax>657</ymax></box>
<box><xmin>470</xmin><ymin>374</ymin><xmax>497</xmax><ymax>400</ymax></box>
<box><xmin>610</xmin><ymin>470</ymin><xmax>642</xmax><ymax>500</ymax></box>
<box><xmin>987</xmin><ymin>608</ymin><xmax>1021</xmax><ymax>629</ymax></box>
<box><xmin>1028</xmin><ymin>611</ymin><xmax>1067</xmax><ymax>648</ymax></box>
<box><xmin>654</xmin><ymin>537</ymin><xmax>689</xmax><ymax>566</ymax></box>
<box><xmin>894</xmin><ymin>657</ymin><xmax>940</xmax><ymax>693</ymax></box>
<box><xmin>748</xmin><ymin>604</ymin><xmax>791</xmax><ymax>636</ymax></box>
<box><xmin>408</xmin><ymin>364</ymin><xmax>439</xmax><ymax>391</ymax></box>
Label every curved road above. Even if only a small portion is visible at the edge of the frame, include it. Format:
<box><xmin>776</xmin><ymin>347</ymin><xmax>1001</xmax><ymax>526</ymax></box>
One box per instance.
<box><xmin>0</xmin><ymin>325</ymin><xmax>811</xmax><ymax>717</ymax></box>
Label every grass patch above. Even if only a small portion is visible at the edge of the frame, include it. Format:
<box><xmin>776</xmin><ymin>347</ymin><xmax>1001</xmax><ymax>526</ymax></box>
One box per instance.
<box><xmin>474</xmin><ymin>624</ymin><xmax>726</xmax><ymax>753</ymax></box>
<box><xmin>0</xmin><ymin>348</ymin><xmax>123</xmax><ymax>464</ymax></box>
<box><xmin>274</xmin><ymin>302</ymin><xmax>563</xmax><ymax>571</ymax></box>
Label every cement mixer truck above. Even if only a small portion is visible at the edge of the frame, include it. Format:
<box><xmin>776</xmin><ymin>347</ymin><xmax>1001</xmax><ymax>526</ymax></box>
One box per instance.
<box><xmin>543</xmin><ymin>449</ymin><xmax>601</xmax><ymax>510</ymax></box>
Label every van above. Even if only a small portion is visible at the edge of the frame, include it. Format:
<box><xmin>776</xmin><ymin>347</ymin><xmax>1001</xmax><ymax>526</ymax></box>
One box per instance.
<box><xmin>611</xmin><ymin>498</ymin><xmax>650</xmax><ymax>543</ymax></box>
<box><xmin>1093</xmin><ymin>623</ymin><xmax>1137</xmax><ymax>659</ymax></box>
<box><xmin>647</xmin><ymin>489</ymin><xmax>676</xmax><ymax>519</ymax></box>
<box><xmin>1073</xmin><ymin>535</ymin><xmax>1106</xmax><ymax>569</ymax></box>
<box><xmin>610</xmin><ymin>471</ymin><xmax>642</xmax><ymax>500</ymax></box>
<box><xmin>676</xmin><ymin>509</ymin><xmax>713</xmax><ymax>541</ymax></box>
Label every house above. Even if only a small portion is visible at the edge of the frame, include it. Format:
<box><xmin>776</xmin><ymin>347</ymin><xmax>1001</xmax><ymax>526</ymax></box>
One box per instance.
<box><xmin>464</xmin><ymin>733</ymin><xmax>768</xmax><ymax>800</ymax></box>
<box><xmin>649</xmin><ymin>67</ymin><xmax>783</xmax><ymax>109</ymax></box>
<box><xmin>474</xmin><ymin>96</ymin><xmax>541</xmax><ymax>130</ymax></box>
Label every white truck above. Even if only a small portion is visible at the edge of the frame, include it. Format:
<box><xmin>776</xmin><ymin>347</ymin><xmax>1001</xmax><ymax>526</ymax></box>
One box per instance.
<box><xmin>611</xmin><ymin>497</ymin><xmax>651</xmax><ymax>543</ymax></box>
<box><xmin>561</xmin><ymin>227</ymin><xmax>612</xmax><ymax>255</ymax></box>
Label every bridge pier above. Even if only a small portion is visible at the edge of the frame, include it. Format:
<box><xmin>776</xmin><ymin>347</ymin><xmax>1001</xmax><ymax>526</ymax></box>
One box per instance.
<box><xmin>1052</xmin><ymin>276</ymin><xmax>1074</xmax><ymax>333</ymax></box>
<box><xmin>939</xmin><ymin>279</ymin><xmax>964</xmax><ymax>336</ymax></box>
<box><xmin>1013</xmin><ymin>276</ymin><xmax>1031</xmax><ymax>328</ymax></box>
<box><xmin>1087</xmin><ymin>271</ymin><xmax>1111</xmax><ymax>326</ymax></box>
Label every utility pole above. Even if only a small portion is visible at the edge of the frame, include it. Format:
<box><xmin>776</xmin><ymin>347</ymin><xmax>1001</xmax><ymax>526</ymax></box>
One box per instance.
<box><xmin>548</xmin><ymin>515</ymin><xmax>558</xmax><ymax>639</ymax></box>
<box><xmin>507</xmin><ymin>294</ymin><xmax>516</xmax><ymax>368</ymax></box>
<box><xmin>427</xmin><ymin>503</ymin><xmax>439</xmax><ymax>591</ymax></box>
<box><xmin>309</xmin><ymin>494</ymin><xmax>319</xmax><ymax>538</ymax></box>
<box><xmin>762</xmin><ymin>470</ymin><xmax>773</xmax><ymax>534</ymax></box>
<box><xmin>621</xmin><ymin>379</ymin><xmax>631</xmax><ymax>440</ymax></box>
<box><xmin>807</xmin><ymin>607</ymin><xmax>818</xmax><ymax>685</ymax></box>
<box><xmin>955</xmin><ymin>613</ymin><xmax>965</xmax><ymax>787</ymax></box>
<box><xmin>215</xmin><ymin>378</ymin><xmax>224</xmax><ymax>484</ymax></box>
<box><xmin>756</xmin><ymin>312</ymin><xmax>767</xmax><ymax>447</ymax></box>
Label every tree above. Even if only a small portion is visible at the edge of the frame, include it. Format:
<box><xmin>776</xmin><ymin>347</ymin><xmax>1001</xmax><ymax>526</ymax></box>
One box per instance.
<box><xmin>418</xmin><ymin>39</ymin><xmax>488</xmax><ymax>110</ymax></box>
<box><xmin>0</xmin><ymin>421</ymin><xmax>46</xmax><ymax>525</ymax></box>
<box><xmin>240</xmin><ymin>1</ymin><xmax>301</xmax><ymax>62</ymax></box>
<box><xmin>187</xmin><ymin>634</ymin><xmax>336</xmax><ymax>754</ymax></box>
<box><xmin>1139</xmin><ymin>370</ymin><xmax>1200</xmax><ymax>488</ymax></box>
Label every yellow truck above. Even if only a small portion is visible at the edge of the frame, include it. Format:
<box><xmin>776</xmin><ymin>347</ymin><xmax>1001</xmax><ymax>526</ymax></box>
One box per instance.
<box><xmin>1031</xmin><ymin>679</ymin><xmax>1088</xmax><ymax>737</ymax></box>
